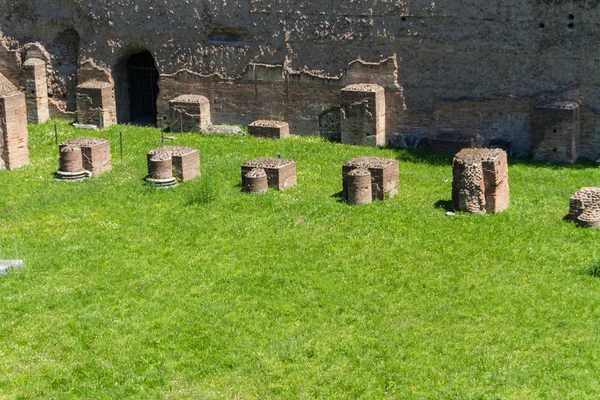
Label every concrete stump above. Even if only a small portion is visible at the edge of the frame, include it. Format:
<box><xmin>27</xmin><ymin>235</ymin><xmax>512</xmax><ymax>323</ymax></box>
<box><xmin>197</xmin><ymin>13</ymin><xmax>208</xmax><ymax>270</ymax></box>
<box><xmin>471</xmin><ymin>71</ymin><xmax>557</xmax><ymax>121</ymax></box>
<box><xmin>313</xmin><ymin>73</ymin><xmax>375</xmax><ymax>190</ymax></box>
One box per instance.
<box><xmin>241</xmin><ymin>158</ymin><xmax>296</xmax><ymax>190</ymax></box>
<box><xmin>532</xmin><ymin>100</ymin><xmax>580</xmax><ymax>163</ymax></box>
<box><xmin>342</xmin><ymin>157</ymin><xmax>399</xmax><ymax>201</ymax></box>
<box><xmin>243</xmin><ymin>168</ymin><xmax>268</xmax><ymax>194</ymax></box>
<box><xmin>452</xmin><ymin>148</ymin><xmax>509</xmax><ymax>214</ymax></box>
<box><xmin>344</xmin><ymin>168</ymin><xmax>373</xmax><ymax>205</ymax></box>
<box><xmin>248</xmin><ymin>120</ymin><xmax>290</xmax><ymax>139</ymax></box>
<box><xmin>169</xmin><ymin>94</ymin><xmax>211</xmax><ymax>133</ymax></box>
<box><xmin>568</xmin><ymin>187</ymin><xmax>600</xmax><ymax>228</ymax></box>
<box><xmin>340</xmin><ymin>84</ymin><xmax>385</xmax><ymax>147</ymax></box>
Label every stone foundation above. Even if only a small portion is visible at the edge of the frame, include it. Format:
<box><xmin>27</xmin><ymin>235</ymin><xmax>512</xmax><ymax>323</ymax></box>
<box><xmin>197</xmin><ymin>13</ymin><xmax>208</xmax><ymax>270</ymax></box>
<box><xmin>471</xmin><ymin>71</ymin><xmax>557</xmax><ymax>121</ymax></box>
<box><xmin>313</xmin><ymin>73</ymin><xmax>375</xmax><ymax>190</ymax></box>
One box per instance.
<box><xmin>169</xmin><ymin>94</ymin><xmax>211</xmax><ymax>133</ymax></box>
<box><xmin>241</xmin><ymin>157</ymin><xmax>296</xmax><ymax>190</ymax></box>
<box><xmin>342</xmin><ymin>157</ymin><xmax>399</xmax><ymax>201</ymax></box>
<box><xmin>243</xmin><ymin>168</ymin><xmax>268</xmax><ymax>194</ymax></box>
<box><xmin>76</xmin><ymin>81</ymin><xmax>117</xmax><ymax>129</ymax></box>
<box><xmin>532</xmin><ymin>100</ymin><xmax>580</xmax><ymax>163</ymax></box>
<box><xmin>146</xmin><ymin>146</ymin><xmax>200</xmax><ymax>186</ymax></box>
<box><xmin>0</xmin><ymin>91</ymin><xmax>30</xmax><ymax>171</ymax></box>
<box><xmin>568</xmin><ymin>187</ymin><xmax>600</xmax><ymax>228</ymax></box>
<box><xmin>452</xmin><ymin>148</ymin><xmax>509</xmax><ymax>214</ymax></box>
<box><xmin>340</xmin><ymin>84</ymin><xmax>385</xmax><ymax>147</ymax></box>
<box><xmin>56</xmin><ymin>137</ymin><xmax>111</xmax><ymax>180</ymax></box>
<box><xmin>248</xmin><ymin>120</ymin><xmax>290</xmax><ymax>139</ymax></box>
<box><xmin>430</xmin><ymin>132</ymin><xmax>483</xmax><ymax>155</ymax></box>
<box><xmin>21</xmin><ymin>58</ymin><xmax>50</xmax><ymax>124</ymax></box>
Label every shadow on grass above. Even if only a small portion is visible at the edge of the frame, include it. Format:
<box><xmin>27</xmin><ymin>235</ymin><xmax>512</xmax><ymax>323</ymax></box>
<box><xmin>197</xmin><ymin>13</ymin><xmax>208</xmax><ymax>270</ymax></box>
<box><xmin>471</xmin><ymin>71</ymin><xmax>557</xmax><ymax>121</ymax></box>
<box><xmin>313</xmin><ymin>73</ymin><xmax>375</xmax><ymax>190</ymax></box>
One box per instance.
<box><xmin>388</xmin><ymin>147</ymin><xmax>598</xmax><ymax>170</ymax></box>
<box><xmin>434</xmin><ymin>199</ymin><xmax>453</xmax><ymax>212</ymax></box>
<box><xmin>331</xmin><ymin>190</ymin><xmax>346</xmax><ymax>204</ymax></box>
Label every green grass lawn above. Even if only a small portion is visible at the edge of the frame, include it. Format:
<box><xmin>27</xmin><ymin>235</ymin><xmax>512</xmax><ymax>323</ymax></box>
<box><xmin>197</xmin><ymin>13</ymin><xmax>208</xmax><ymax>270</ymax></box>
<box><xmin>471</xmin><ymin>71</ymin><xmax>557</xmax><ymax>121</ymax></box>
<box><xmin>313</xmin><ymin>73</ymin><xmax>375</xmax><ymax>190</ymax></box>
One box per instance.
<box><xmin>1</xmin><ymin>120</ymin><xmax>600</xmax><ymax>399</ymax></box>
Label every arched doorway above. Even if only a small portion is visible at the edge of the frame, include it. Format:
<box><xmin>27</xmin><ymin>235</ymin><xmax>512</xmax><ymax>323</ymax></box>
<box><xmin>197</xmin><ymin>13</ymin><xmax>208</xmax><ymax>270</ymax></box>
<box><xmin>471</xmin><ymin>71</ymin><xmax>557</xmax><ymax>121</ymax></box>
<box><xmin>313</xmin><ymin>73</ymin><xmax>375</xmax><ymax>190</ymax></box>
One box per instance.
<box><xmin>126</xmin><ymin>51</ymin><xmax>159</xmax><ymax>125</ymax></box>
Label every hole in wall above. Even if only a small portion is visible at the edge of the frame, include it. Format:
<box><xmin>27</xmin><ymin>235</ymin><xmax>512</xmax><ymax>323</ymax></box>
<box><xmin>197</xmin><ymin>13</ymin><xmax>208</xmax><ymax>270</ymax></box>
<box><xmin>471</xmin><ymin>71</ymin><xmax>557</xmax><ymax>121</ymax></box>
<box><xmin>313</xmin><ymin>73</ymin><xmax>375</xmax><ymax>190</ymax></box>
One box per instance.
<box><xmin>401</xmin><ymin>17</ymin><xmax>407</xmax><ymax>21</ymax></box>
<box><xmin>568</xmin><ymin>23</ymin><xmax>574</xmax><ymax>31</ymax></box>
<box><xmin>539</xmin><ymin>22</ymin><xmax>545</xmax><ymax>29</ymax></box>
<box><xmin>553</xmin><ymin>129</ymin><xmax>557</xmax><ymax>133</ymax></box>
<box><xmin>553</xmin><ymin>147</ymin><xmax>558</xmax><ymax>153</ymax></box>
<box><xmin>568</xmin><ymin>14</ymin><xmax>575</xmax><ymax>20</ymax></box>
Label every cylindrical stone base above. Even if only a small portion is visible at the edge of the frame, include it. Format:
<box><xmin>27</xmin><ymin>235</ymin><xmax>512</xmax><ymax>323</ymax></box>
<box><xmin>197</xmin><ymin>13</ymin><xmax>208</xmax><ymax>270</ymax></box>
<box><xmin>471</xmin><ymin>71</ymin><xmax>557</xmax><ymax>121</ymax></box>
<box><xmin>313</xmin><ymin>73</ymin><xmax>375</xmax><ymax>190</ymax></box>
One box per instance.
<box><xmin>345</xmin><ymin>168</ymin><xmax>372</xmax><ymax>205</ymax></box>
<box><xmin>59</xmin><ymin>145</ymin><xmax>84</xmax><ymax>173</ymax></box>
<box><xmin>243</xmin><ymin>168</ymin><xmax>268</xmax><ymax>194</ymax></box>
<box><xmin>148</xmin><ymin>155</ymin><xmax>173</xmax><ymax>180</ymax></box>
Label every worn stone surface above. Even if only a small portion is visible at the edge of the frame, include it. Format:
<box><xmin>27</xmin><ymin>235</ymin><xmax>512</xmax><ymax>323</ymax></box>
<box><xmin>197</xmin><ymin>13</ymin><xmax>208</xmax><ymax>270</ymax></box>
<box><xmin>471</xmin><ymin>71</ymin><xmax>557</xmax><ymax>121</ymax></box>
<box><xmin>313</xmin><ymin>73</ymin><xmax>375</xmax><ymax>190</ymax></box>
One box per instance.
<box><xmin>169</xmin><ymin>94</ymin><xmax>211</xmax><ymax>133</ymax></box>
<box><xmin>5</xmin><ymin>2</ymin><xmax>600</xmax><ymax>159</ymax></box>
<box><xmin>242</xmin><ymin>157</ymin><xmax>296</xmax><ymax>190</ymax></box>
<box><xmin>147</xmin><ymin>146</ymin><xmax>200</xmax><ymax>182</ymax></box>
<box><xmin>452</xmin><ymin>148</ymin><xmax>510</xmax><ymax>214</ymax></box>
<box><xmin>248</xmin><ymin>120</ymin><xmax>290</xmax><ymax>139</ymax></box>
<box><xmin>0</xmin><ymin>260</ymin><xmax>23</xmax><ymax>276</ymax></box>
<box><xmin>342</xmin><ymin>157</ymin><xmax>399</xmax><ymax>201</ymax></box>
<box><xmin>202</xmin><ymin>124</ymin><xmax>244</xmax><ymax>136</ymax></box>
<box><xmin>0</xmin><ymin>90</ymin><xmax>30</xmax><ymax>170</ymax></box>
<box><xmin>569</xmin><ymin>187</ymin><xmax>600</xmax><ymax>228</ymax></box>
<box><xmin>431</xmin><ymin>132</ymin><xmax>484</xmax><ymax>155</ymax></box>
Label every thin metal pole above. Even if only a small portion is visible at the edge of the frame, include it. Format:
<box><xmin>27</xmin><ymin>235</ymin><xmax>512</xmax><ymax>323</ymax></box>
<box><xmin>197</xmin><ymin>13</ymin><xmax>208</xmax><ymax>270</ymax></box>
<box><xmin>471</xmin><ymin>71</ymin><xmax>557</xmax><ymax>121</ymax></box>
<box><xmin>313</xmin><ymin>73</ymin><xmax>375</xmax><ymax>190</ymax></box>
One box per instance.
<box><xmin>98</xmin><ymin>108</ymin><xmax>102</xmax><ymax>128</ymax></box>
<box><xmin>120</xmin><ymin>131</ymin><xmax>123</xmax><ymax>160</ymax></box>
<box><xmin>54</xmin><ymin>122</ymin><xmax>58</xmax><ymax>145</ymax></box>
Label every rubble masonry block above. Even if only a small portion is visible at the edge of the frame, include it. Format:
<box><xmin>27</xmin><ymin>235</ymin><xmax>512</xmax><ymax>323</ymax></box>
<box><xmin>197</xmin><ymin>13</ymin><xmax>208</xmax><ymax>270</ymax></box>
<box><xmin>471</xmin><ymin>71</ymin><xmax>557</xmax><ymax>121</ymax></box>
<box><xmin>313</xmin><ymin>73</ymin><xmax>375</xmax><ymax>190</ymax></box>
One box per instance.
<box><xmin>568</xmin><ymin>187</ymin><xmax>600</xmax><ymax>228</ymax></box>
<box><xmin>241</xmin><ymin>158</ymin><xmax>296</xmax><ymax>190</ymax></box>
<box><xmin>76</xmin><ymin>81</ymin><xmax>117</xmax><ymax>128</ymax></box>
<box><xmin>169</xmin><ymin>94</ymin><xmax>211</xmax><ymax>133</ymax></box>
<box><xmin>21</xmin><ymin>58</ymin><xmax>50</xmax><ymax>124</ymax></box>
<box><xmin>340</xmin><ymin>84</ymin><xmax>386</xmax><ymax>147</ymax></box>
<box><xmin>147</xmin><ymin>146</ymin><xmax>200</xmax><ymax>183</ymax></box>
<box><xmin>342</xmin><ymin>157</ymin><xmax>399</xmax><ymax>201</ymax></box>
<box><xmin>532</xmin><ymin>100</ymin><xmax>580</xmax><ymax>163</ymax></box>
<box><xmin>452</xmin><ymin>148</ymin><xmax>509</xmax><ymax>214</ymax></box>
<box><xmin>248</xmin><ymin>120</ymin><xmax>290</xmax><ymax>139</ymax></box>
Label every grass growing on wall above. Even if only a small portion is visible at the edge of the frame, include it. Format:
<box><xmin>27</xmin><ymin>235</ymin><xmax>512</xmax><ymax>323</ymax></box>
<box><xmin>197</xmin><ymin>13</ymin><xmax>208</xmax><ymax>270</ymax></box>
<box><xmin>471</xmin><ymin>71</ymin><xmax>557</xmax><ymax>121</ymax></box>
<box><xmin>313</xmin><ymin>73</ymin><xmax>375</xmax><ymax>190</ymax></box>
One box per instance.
<box><xmin>1</xmin><ymin>120</ymin><xmax>600</xmax><ymax>399</ymax></box>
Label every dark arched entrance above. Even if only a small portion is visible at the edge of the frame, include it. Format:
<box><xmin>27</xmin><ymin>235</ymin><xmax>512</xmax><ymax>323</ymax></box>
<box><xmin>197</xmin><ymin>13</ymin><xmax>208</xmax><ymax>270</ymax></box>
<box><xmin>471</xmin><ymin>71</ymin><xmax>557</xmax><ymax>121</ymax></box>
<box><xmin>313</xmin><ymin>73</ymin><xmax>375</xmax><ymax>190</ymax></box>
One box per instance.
<box><xmin>126</xmin><ymin>51</ymin><xmax>159</xmax><ymax>125</ymax></box>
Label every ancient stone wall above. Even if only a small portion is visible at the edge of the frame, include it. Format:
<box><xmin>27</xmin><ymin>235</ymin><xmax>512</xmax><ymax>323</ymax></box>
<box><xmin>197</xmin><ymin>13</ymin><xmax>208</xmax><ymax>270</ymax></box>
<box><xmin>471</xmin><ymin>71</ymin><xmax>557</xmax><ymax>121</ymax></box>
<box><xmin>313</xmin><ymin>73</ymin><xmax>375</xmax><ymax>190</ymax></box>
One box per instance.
<box><xmin>3</xmin><ymin>1</ymin><xmax>600</xmax><ymax>158</ymax></box>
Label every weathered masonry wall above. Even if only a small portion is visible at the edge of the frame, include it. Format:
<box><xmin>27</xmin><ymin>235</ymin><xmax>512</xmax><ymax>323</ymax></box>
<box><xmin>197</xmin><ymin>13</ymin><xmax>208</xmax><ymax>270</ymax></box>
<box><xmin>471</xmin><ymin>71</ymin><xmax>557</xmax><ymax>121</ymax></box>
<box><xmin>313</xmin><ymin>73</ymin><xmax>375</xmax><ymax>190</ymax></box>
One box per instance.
<box><xmin>3</xmin><ymin>1</ymin><xmax>600</xmax><ymax>159</ymax></box>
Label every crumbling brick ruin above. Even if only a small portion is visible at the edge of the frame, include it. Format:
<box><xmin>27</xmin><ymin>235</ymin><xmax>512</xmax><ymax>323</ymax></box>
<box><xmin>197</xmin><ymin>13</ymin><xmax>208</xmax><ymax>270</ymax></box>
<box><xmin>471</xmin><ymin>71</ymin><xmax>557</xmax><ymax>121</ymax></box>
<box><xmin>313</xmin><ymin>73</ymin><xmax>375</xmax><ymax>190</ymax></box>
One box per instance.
<box><xmin>56</xmin><ymin>137</ymin><xmax>111</xmax><ymax>180</ymax></box>
<box><xmin>242</xmin><ymin>158</ymin><xmax>296</xmax><ymax>191</ymax></box>
<box><xmin>146</xmin><ymin>146</ymin><xmax>200</xmax><ymax>187</ymax></box>
<box><xmin>568</xmin><ymin>187</ymin><xmax>600</xmax><ymax>228</ymax></box>
<box><xmin>169</xmin><ymin>95</ymin><xmax>211</xmax><ymax>133</ymax></box>
<box><xmin>342</xmin><ymin>157</ymin><xmax>399</xmax><ymax>202</ymax></box>
<box><xmin>21</xmin><ymin>58</ymin><xmax>49</xmax><ymax>124</ymax></box>
<box><xmin>532</xmin><ymin>100</ymin><xmax>580</xmax><ymax>163</ymax></box>
<box><xmin>344</xmin><ymin>168</ymin><xmax>373</xmax><ymax>205</ymax></box>
<box><xmin>452</xmin><ymin>148</ymin><xmax>510</xmax><ymax>214</ymax></box>
<box><xmin>0</xmin><ymin>73</ymin><xmax>29</xmax><ymax>170</ymax></box>
<box><xmin>76</xmin><ymin>81</ymin><xmax>117</xmax><ymax>129</ymax></box>
<box><xmin>3</xmin><ymin>1</ymin><xmax>600</xmax><ymax>161</ymax></box>
<box><xmin>242</xmin><ymin>168</ymin><xmax>268</xmax><ymax>194</ymax></box>
<box><xmin>340</xmin><ymin>84</ymin><xmax>386</xmax><ymax>147</ymax></box>
<box><xmin>431</xmin><ymin>133</ymin><xmax>484</xmax><ymax>155</ymax></box>
<box><xmin>248</xmin><ymin>120</ymin><xmax>290</xmax><ymax>139</ymax></box>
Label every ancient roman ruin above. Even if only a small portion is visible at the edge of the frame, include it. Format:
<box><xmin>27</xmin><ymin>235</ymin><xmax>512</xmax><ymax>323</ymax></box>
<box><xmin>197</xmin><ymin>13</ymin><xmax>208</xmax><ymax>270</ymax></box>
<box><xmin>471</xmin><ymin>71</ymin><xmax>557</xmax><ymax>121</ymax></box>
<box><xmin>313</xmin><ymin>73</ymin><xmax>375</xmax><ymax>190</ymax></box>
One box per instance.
<box><xmin>56</xmin><ymin>137</ymin><xmax>112</xmax><ymax>180</ymax></box>
<box><xmin>248</xmin><ymin>120</ymin><xmax>290</xmax><ymax>139</ymax></box>
<box><xmin>242</xmin><ymin>158</ymin><xmax>297</xmax><ymax>191</ymax></box>
<box><xmin>452</xmin><ymin>148</ymin><xmax>510</xmax><ymax>214</ymax></box>
<box><xmin>0</xmin><ymin>1</ymin><xmax>599</xmax><ymax>161</ymax></box>
<box><xmin>568</xmin><ymin>187</ymin><xmax>600</xmax><ymax>228</ymax></box>
<box><xmin>342</xmin><ymin>157</ymin><xmax>399</xmax><ymax>203</ymax></box>
<box><xmin>146</xmin><ymin>146</ymin><xmax>201</xmax><ymax>187</ymax></box>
